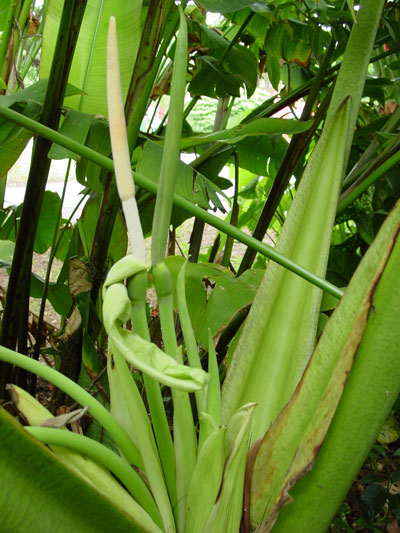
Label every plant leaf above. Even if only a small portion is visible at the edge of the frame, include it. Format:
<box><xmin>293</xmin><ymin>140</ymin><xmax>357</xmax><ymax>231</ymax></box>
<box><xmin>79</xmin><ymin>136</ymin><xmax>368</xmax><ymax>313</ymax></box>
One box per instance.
<box><xmin>272</xmin><ymin>199</ymin><xmax>400</xmax><ymax>533</ymax></box>
<box><xmin>185</xmin><ymin>426</ymin><xmax>227</xmax><ymax>533</ymax></box>
<box><xmin>222</xmin><ymin>97</ymin><xmax>351</xmax><ymax>442</ymax></box>
<box><xmin>205</xmin><ymin>403</ymin><xmax>256</xmax><ymax>533</ymax></box>
<box><xmin>40</xmin><ymin>0</ymin><xmax>143</xmax><ymax>116</ymax></box>
<box><xmin>1</xmin><ymin>395</ymin><xmax>156</xmax><ymax>532</ymax></box>
<box><xmin>179</xmin><ymin>117</ymin><xmax>312</xmax><ymax>149</ymax></box>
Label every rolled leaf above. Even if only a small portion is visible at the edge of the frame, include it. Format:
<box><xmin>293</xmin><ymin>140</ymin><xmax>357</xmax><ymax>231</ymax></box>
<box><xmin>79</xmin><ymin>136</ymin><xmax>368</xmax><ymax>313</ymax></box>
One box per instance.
<box><xmin>272</xmin><ymin>200</ymin><xmax>400</xmax><ymax>532</ymax></box>
<box><xmin>222</xmin><ymin>97</ymin><xmax>351</xmax><ymax>440</ymax></box>
<box><xmin>185</xmin><ymin>425</ymin><xmax>227</xmax><ymax>533</ymax></box>
<box><xmin>248</xmin><ymin>198</ymin><xmax>400</xmax><ymax>530</ymax></box>
<box><xmin>205</xmin><ymin>403</ymin><xmax>256</xmax><ymax>533</ymax></box>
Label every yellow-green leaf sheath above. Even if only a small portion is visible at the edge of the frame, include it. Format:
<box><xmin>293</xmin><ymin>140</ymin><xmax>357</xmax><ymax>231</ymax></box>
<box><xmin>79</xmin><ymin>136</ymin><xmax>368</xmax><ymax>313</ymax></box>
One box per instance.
<box><xmin>185</xmin><ymin>426</ymin><xmax>227</xmax><ymax>533</ymax></box>
<box><xmin>8</xmin><ymin>385</ymin><xmax>160</xmax><ymax>531</ymax></box>
<box><xmin>273</xmin><ymin>199</ymin><xmax>400</xmax><ymax>533</ymax></box>
<box><xmin>221</xmin><ymin>0</ymin><xmax>385</xmax><ymax>443</ymax></box>
<box><xmin>222</xmin><ymin>98</ymin><xmax>351</xmax><ymax>441</ymax></box>
<box><xmin>108</xmin><ymin>348</ymin><xmax>175</xmax><ymax>533</ymax></box>
<box><xmin>248</xmin><ymin>199</ymin><xmax>400</xmax><ymax>529</ymax></box>
<box><xmin>205</xmin><ymin>404</ymin><xmax>256</xmax><ymax>533</ymax></box>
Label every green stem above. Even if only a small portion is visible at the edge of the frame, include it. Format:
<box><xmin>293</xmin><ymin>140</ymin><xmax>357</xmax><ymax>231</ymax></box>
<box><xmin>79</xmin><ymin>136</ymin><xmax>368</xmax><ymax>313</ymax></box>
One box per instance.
<box><xmin>151</xmin><ymin>6</ymin><xmax>188</xmax><ymax>266</ymax></box>
<box><xmin>0</xmin><ymin>345</ymin><xmax>144</xmax><ymax>469</ymax></box>
<box><xmin>24</xmin><ymin>426</ymin><xmax>161</xmax><ymax>526</ymax></box>
<box><xmin>0</xmin><ymin>105</ymin><xmax>344</xmax><ymax>299</ymax></box>
<box><xmin>337</xmin><ymin>147</ymin><xmax>400</xmax><ymax>214</ymax></box>
<box><xmin>153</xmin><ymin>262</ymin><xmax>197</xmax><ymax>530</ymax></box>
<box><xmin>127</xmin><ymin>272</ymin><xmax>177</xmax><ymax>511</ymax></box>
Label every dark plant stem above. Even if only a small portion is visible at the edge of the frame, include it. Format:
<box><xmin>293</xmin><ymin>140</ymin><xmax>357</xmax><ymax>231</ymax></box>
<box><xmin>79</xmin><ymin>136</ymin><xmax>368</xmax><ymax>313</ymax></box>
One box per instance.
<box><xmin>125</xmin><ymin>0</ymin><xmax>175</xmax><ymax>149</ymax></box>
<box><xmin>89</xmin><ymin>171</ymin><xmax>120</xmax><ymax>305</ymax></box>
<box><xmin>31</xmin><ymin>160</ymin><xmax>72</xmax><ymax>396</ymax></box>
<box><xmin>0</xmin><ymin>0</ymin><xmax>88</xmax><ymax>397</ymax></box>
<box><xmin>188</xmin><ymin>218</ymin><xmax>205</xmax><ymax>262</ymax></box>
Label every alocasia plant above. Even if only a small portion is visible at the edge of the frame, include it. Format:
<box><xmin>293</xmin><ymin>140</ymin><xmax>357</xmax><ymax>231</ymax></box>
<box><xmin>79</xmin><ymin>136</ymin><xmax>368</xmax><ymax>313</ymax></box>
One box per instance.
<box><xmin>0</xmin><ymin>1</ymin><xmax>399</xmax><ymax>532</ymax></box>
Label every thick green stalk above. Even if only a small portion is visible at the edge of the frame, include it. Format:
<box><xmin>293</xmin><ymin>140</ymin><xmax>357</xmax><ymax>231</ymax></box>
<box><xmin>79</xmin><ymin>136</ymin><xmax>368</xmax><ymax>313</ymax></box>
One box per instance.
<box><xmin>153</xmin><ymin>263</ymin><xmax>197</xmax><ymax>531</ymax></box>
<box><xmin>0</xmin><ymin>0</ymin><xmax>88</xmax><ymax>397</ymax></box>
<box><xmin>25</xmin><ymin>426</ymin><xmax>161</xmax><ymax>526</ymax></box>
<box><xmin>0</xmin><ymin>104</ymin><xmax>344</xmax><ymax>299</ymax></box>
<box><xmin>151</xmin><ymin>6</ymin><xmax>187</xmax><ymax>266</ymax></box>
<box><xmin>128</xmin><ymin>273</ymin><xmax>178</xmax><ymax>513</ymax></box>
<box><xmin>0</xmin><ymin>346</ymin><xmax>144</xmax><ymax>470</ymax></box>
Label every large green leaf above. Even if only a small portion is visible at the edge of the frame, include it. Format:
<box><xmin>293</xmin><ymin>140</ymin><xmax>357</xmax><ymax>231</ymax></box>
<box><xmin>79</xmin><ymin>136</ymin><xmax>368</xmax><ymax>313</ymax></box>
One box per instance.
<box><xmin>40</xmin><ymin>0</ymin><xmax>143</xmax><ymax>116</ymax></box>
<box><xmin>136</xmin><ymin>140</ymin><xmax>227</xmax><ymax>235</ymax></box>
<box><xmin>235</xmin><ymin>134</ymin><xmax>288</xmax><ymax>176</ymax></box>
<box><xmin>79</xmin><ymin>195</ymin><xmax>128</xmax><ymax>262</ymax></box>
<box><xmin>189</xmin><ymin>23</ymin><xmax>258</xmax><ymax>98</ymax></box>
<box><xmin>0</xmin><ymin>81</ymin><xmax>82</xmax><ymax>176</ymax></box>
<box><xmin>165</xmin><ymin>256</ymin><xmax>263</xmax><ymax>349</ymax></box>
<box><xmin>7</xmin><ymin>191</ymin><xmax>63</xmax><ymax>254</ymax></box>
<box><xmin>0</xmin><ymin>408</ymin><xmax>143</xmax><ymax>532</ymax></box>
<box><xmin>180</xmin><ymin>117</ymin><xmax>311</xmax><ymax>149</ymax></box>
<box><xmin>49</xmin><ymin>109</ymin><xmax>94</xmax><ymax>161</ymax></box>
